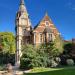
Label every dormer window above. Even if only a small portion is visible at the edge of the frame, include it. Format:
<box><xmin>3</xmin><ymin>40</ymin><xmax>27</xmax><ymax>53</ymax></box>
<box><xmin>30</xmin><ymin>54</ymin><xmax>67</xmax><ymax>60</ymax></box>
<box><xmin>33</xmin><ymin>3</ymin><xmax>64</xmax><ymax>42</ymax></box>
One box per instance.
<box><xmin>45</xmin><ymin>21</ymin><xmax>49</xmax><ymax>26</ymax></box>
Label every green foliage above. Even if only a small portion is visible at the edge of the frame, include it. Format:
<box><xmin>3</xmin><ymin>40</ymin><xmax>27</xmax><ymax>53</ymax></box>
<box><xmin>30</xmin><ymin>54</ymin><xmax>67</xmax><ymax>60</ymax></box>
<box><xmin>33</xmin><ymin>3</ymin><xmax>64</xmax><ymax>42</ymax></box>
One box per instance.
<box><xmin>20</xmin><ymin>44</ymin><xmax>49</xmax><ymax>69</ymax></box>
<box><xmin>0</xmin><ymin>32</ymin><xmax>15</xmax><ymax>65</ymax></box>
<box><xmin>0</xmin><ymin>52</ymin><xmax>15</xmax><ymax>65</ymax></box>
<box><xmin>40</xmin><ymin>41</ymin><xmax>63</xmax><ymax>57</ymax></box>
<box><xmin>21</xmin><ymin>45</ymin><xmax>48</xmax><ymax>69</ymax></box>
<box><xmin>20</xmin><ymin>35</ymin><xmax>63</xmax><ymax>69</ymax></box>
<box><xmin>63</xmin><ymin>42</ymin><xmax>75</xmax><ymax>54</ymax></box>
<box><xmin>60</xmin><ymin>42</ymin><xmax>75</xmax><ymax>65</ymax></box>
<box><xmin>20</xmin><ymin>43</ymin><xmax>62</xmax><ymax>69</ymax></box>
<box><xmin>20</xmin><ymin>44</ymin><xmax>37</xmax><ymax>69</ymax></box>
<box><xmin>0</xmin><ymin>32</ymin><xmax>16</xmax><ymax>54</ymax></box>
<box><xmin>54</xmin><ymin>35</ymin><xmax>64</xmax><ymax>54</ymax></box>
<box><xmin>66</xmin><ymin>59</ymin><xmax>74</xmax><ymax>66</ymax></box>
<box><xmin>0</xmin><ymin>64</ymin><xmax>6</xmax><ymax>71</ymax></box>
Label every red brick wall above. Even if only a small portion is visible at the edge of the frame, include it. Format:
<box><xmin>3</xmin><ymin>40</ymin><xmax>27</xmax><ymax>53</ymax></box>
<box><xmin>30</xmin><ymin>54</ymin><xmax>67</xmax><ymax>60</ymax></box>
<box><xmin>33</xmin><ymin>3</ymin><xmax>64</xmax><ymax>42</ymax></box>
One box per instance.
<box><xmin>33</xmin><ymin>14</ymin><xmax>59</xmax><ymax>45</ymax></box>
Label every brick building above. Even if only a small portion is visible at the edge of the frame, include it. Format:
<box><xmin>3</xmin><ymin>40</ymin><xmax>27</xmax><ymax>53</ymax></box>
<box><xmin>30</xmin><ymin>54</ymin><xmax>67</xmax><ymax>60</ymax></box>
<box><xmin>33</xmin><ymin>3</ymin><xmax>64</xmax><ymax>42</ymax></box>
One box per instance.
<box><xmin>15</xmin><ymin>0</ymin><xmax>60</xmax><ymax>66</ymax></box>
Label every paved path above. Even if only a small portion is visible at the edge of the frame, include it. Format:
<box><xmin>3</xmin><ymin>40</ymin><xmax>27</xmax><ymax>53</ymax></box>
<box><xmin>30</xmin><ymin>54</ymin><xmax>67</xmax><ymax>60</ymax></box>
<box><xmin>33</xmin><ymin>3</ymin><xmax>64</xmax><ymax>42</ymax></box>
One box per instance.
<box><xmin>0</xmin><ymin>66</ymin><xmax>31</xmax><ymax>75</ymax></box>
<box><xmin>0</xmin><ymin>70</ymin><xmax>23</xmax><ymax>75</ymax></box>
<box><xmin>0</xmin><ymin>70</ymin><xmax>31</xmax><ymax>75</ymax></box>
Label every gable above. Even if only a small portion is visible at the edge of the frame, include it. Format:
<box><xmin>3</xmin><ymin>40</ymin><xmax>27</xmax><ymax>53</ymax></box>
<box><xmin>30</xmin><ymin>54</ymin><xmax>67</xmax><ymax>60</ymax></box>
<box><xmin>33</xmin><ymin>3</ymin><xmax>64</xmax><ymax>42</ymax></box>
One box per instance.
<box><xmin>33</xmin><ymin>13</ymin><xmax>59</xmax><ymax>36</ymax></box>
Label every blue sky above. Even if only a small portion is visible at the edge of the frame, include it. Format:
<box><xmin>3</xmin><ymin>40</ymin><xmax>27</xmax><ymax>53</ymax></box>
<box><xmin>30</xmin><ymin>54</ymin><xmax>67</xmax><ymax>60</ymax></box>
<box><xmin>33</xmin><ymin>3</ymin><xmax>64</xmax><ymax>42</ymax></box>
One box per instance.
<box><xmin>0</xmin><ymin>0</ymin><xmax>75</xmax><ymax>40</ymax></box>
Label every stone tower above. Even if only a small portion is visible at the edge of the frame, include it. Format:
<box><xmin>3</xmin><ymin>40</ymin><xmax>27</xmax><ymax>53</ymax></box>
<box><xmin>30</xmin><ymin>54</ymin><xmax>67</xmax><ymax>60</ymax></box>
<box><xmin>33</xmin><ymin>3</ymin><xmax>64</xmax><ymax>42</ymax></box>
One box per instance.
<box><xmin>15</xmin><ymin>0</ymin><xmax>32</xmax><ymax>66</ymax></box>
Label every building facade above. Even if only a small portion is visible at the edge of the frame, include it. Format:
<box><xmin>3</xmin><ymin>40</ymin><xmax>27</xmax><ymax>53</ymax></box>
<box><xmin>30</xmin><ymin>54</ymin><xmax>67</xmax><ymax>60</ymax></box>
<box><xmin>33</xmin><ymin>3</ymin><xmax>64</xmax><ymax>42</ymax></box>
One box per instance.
<box><xmin>15</xmin><ymin>0</ymin><xmax>60</xmax><ymax>65</ymax></box>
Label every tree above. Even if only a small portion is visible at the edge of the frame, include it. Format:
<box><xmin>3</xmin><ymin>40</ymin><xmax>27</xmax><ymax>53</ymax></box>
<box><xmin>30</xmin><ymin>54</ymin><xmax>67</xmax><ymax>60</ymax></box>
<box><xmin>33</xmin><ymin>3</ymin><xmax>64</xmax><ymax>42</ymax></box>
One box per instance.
<box><xmin>60</xmin><ymin>42</ymin><xmax>75</xmax><ymax>65</ymax></box>
<box><xmin>0</xmin><ymin>32</ymin><xmax>16</xmax><ymax>54</ymax></box>
<box><xmin>63</xmin><ymin>42</ymin><xmax>75</xmax><ymax>55</ymax></box>
<box><xmin>0</xmin><ymin>32</ymin><xmax>15</xmax><ymax>65</ymax></box>
<box><xmin>20</xmin><ymin>44</ymin><xmax>50</xmax><ymax>69</ymax></box>
<box><xmin>54</xmin><ymin>35</ymin><xmax>64</xmax><ymax>54</ymax></box>
<box><xmin>40</xmin><ymin>35</ymin><xmax>63</xmax><ymax>57</ymax></box>
<box><xmin>63</xmin><ymin>43</ymin><xmax>72</xmax><ymax>54</ymax></box>
<box><xmin>20</xmin><ymin>35</ymin><xmax>63</xmax><ymax>69</ymax></box>
<box><xmin>20</xmin><ymin>44</ymin><xmax>37</xmax><ymax>69</ymax></box>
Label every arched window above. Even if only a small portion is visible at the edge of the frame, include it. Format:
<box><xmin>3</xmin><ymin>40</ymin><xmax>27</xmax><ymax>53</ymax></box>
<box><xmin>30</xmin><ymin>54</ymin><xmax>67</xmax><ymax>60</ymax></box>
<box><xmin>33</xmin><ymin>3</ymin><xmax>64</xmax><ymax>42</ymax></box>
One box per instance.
<box><xmin>48</xmin><ymin>34</ymin><xmax>52</xmax><ymax>42</ymax></box>
<box><xmin>40</xmin><ymin>33</ymin><xmax>42</xmax><ymax>43</ymax></box>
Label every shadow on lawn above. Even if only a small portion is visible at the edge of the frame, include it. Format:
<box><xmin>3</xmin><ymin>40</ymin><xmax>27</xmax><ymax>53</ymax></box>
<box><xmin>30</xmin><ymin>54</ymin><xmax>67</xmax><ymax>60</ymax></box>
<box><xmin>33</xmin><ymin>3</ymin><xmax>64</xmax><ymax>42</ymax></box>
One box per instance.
<box><xmin>24</xmin><ymin>68</ymin><xmax>75</xmax><ymax>75</ymax></box>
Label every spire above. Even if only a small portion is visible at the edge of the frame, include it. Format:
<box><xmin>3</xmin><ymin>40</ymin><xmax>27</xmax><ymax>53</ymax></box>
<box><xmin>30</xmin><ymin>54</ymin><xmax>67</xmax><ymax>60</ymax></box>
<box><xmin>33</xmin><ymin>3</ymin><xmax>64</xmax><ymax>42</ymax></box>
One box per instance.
<box><xmin>20</xmin><ymin>0</ymin><xmax>25</xmax><ymax>5</ymax></box>
<box><xmin>42</xmin><ymin>11</ymin><xmax>52</xmax><ymax>22</ymax></box>
<box><xmin>45</xmin><ymin>12</ymin><xmax>48</xmax><ymax>16</ymax></box>
<box><xmin>43</xmin><ymin>11</ymin><xmax>49</xmax><ymax>20</ymax></box>
<box><xmin>19</xmin><ymin>0</ymin><xmax>27</xmax><ymax>13</ymax></box>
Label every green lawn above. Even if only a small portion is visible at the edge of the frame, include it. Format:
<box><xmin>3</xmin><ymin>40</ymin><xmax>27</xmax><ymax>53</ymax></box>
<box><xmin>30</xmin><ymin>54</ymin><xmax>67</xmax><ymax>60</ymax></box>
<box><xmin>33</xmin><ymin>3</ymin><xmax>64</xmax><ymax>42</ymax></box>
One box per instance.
<box><xmin>24</xmin><ymin>66</ymin><xmax>75</xmax><ymax>75</ymax></box>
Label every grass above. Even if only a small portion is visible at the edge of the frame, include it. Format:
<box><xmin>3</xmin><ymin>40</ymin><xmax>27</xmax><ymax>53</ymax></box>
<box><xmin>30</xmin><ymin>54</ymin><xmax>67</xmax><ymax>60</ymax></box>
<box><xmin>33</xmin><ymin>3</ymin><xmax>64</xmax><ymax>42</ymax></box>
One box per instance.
<box><xmin>24</xmin><ymin>66</ymin><xmax>75</xmax><ymax>75</ymax></box>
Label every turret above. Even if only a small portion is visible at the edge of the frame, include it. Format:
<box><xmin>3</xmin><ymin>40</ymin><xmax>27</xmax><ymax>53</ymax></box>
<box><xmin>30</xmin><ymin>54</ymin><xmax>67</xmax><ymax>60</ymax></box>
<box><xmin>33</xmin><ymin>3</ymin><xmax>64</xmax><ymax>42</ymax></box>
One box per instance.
<box><xmin>15</xmin><ymin>0</ymin><xmax>32</xmax><ymax>67</ymax></box>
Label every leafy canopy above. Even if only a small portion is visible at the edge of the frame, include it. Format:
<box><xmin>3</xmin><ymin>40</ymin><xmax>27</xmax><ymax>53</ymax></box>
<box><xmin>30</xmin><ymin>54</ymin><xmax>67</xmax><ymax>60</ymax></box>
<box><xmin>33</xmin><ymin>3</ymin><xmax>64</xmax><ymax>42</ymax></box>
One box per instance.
<box><xmin>0</xmin><ymin>32</ymin><xmax>16</xmax><ymax>54</ymax></box>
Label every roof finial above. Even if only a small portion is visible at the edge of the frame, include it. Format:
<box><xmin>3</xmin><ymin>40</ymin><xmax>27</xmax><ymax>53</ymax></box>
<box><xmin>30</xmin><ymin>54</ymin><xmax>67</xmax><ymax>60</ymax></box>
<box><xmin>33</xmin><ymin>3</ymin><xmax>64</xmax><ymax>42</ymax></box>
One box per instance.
<box><xmin>45</xmin><ymin>11</ymin><xmax>48</xmax><ymax>16</ymax></box>
<box><xmin>20</xmin><ymin>0</ymin><xmax>25</xmax><ymax>5</ymax></box>
<box><xmin>19</xmin><ymin>0</ymin><xmax>27</xmax><ymax>12</ymax></box>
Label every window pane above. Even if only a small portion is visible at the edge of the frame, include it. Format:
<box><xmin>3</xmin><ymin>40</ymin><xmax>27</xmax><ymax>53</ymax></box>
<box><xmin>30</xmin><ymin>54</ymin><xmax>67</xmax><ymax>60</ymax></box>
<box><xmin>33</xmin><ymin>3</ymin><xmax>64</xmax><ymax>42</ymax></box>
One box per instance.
<box><xmin>40</xmin><ymin>34</ymin><xmax>42</xmax><ymax>43</ymax></box>
<box><xmin>49</xmin><ymin>34</ymin><xmax>52</xmax><ymax>41</ymax></box>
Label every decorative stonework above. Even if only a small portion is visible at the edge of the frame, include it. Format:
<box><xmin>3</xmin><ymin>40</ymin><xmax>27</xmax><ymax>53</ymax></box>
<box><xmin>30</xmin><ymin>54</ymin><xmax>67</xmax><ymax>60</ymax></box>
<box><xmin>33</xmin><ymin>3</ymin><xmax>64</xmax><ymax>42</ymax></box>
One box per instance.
<box><xmin>15</xmin><ymin>0</ymin><xmax>32</xmax><ymax>66</ymax></box>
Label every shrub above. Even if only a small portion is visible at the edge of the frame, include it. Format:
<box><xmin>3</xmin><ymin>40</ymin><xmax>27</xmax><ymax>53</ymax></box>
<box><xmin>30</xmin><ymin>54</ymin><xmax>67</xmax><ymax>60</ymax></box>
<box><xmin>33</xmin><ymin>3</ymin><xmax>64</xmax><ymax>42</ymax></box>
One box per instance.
<box><xmin>0</xmin><ymin>52</ymin><xmax>15</xmax><ymax>65</ymax></box>
<box><xmin>20</xmin><ymin>44</ymin><xmax>50</xmax><ymax>69</ymax></box>
<box><xmin>60</xmin><ymin>55</ymin><xmax>67</xmax><ymax>65</ymax></box>
<box><xmin>55</xmin><ymin>57</ymin><xmax>61</xmax><ymax>63</ymax></box>
<box><xmin>50</xmin><ymin>59</ymin><xmax>58</xmax><ymax>68</ymax></box>
<box><xmin>20</xmin><ymin>44</ymin><xmax>44</xmax><ymax>69</ymax></box>
<box><xmin>54</xmin><ymin>57</ymin><xmax>61</xmax><ymax>67</ymax></box>
<box><xmin>0</xmin><ymin>64</ymin><xmax>6</xmax><ymax>71</ymax></box>
<box><xmin>20</xmin><ymin>43</ymin><xmax>62</xmax><ymax>69</ymax></box>
<box><xmin>66</xmin><ymin>59</ymin><xmax>74</xmax><ymax>66</ymax></box>
<box><xmin>20</xmin><ymin>58</ymin><xmax>32</xmax><ymax>70</ymax></box>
